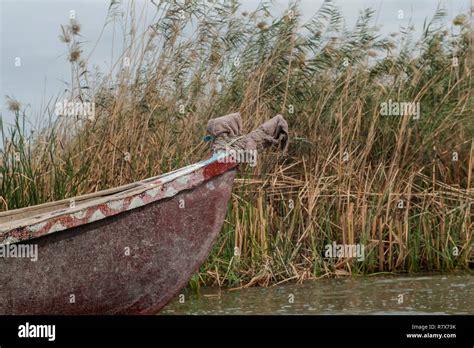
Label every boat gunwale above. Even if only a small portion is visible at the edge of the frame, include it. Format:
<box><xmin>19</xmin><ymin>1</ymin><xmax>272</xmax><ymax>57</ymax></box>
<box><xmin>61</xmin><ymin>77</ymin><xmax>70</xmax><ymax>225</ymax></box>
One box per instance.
<box><xmin>0</xmin><ymin>152</ymin><xmax>237</xmax><ymax>245</ymax></box>
<box><xmin>0</xmin><ymin>164</ymin><xmax>189</xmax><ymax>220</ymax></box>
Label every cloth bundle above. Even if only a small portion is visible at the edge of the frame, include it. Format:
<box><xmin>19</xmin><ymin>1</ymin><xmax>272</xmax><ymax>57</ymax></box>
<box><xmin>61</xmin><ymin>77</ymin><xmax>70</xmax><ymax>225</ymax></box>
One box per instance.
<box><xmin>206</xmin><ymin>113</ymin><xmax>289</xmax><ymax>154</ymax></box>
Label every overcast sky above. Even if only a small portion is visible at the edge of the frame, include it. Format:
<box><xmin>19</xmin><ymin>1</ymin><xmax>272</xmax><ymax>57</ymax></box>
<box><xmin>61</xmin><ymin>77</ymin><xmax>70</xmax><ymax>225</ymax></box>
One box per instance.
<box><xmin>0</xmin><ymin>0</ymin><xmax>470</xmax><ymax>127</ymax></box>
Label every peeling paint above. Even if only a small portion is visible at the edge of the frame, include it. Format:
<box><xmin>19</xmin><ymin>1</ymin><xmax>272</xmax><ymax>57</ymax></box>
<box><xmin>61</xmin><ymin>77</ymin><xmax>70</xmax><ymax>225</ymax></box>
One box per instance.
<box><xmin>28</xmin><ymin>222</ymin><xmax>47</xmax><ymax>233</ymax></box>
<box><xmin>128</xmin><ymin>197</ymin><xmax>145</xmax><ymax>210</ymax></box>
<box><xmin>107</xmin><ymin>200</ymin><xmax>123</xmax><ymax>210</ymax></box>
<box><xmin>89</xmin><ymin>210</ymin><xmax>106</xmax><ymax>223</ymax></box>
<box><xmin>177</xmin><ymin>175</ymin><xmax>189</xmax><ymax>185</ymax></box>
<box><xmin>49</xmin><ymin>223</ymin><xmax>65</xmax><ymax>233</ymax></box>
<box><xmin>164</xmin><ymin>187</ymin><xmax>178</xmax><ymax>198</ymax></box>
<box><xmin>0</xmin><ymin>169</ymin><xmax>237</xmax><ymax>314</ymax></box>
<box><xmin>147</xmin><ymin>187</ymin><xmax>160</xmax><ymax>198</ymax></box>
<box><xmin>0</xmin><ymin>153</ymin><xmax>238</xmax><ymax>245</ymax></box>
<box><xmin>73</xmin><ymin>211</ymin><xmax>87</xmax><ymax>219</ymax></box>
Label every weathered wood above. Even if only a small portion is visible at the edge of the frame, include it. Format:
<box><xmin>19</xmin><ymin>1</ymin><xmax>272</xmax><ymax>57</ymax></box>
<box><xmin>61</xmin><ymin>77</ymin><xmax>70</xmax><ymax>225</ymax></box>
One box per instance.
<box><xmin>0</xmin><ymin>154</ymin><xmax>237</xmax><ymax>314</ymax></box>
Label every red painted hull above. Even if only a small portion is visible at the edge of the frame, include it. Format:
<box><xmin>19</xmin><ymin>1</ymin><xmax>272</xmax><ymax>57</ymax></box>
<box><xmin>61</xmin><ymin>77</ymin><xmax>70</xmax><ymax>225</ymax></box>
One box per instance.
<box><xmin>0</xmin><ymin>160</ymin><xmax>236</xmax><ymax>314</ymax></box>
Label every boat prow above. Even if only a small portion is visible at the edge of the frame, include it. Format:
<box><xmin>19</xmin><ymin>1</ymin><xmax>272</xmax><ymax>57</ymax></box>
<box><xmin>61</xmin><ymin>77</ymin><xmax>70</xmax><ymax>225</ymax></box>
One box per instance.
<box><xmin>0</xmin><ymin>152</ymin><xmax>237</xmax><ymax>314</ymax></box>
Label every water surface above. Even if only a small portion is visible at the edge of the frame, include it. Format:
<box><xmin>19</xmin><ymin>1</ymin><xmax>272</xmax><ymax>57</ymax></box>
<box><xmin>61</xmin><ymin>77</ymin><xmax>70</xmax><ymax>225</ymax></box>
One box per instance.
<box><xmin>161</xmin><ymin>273</ymin><xmax>473</xmax><ymax>315</ymax></box>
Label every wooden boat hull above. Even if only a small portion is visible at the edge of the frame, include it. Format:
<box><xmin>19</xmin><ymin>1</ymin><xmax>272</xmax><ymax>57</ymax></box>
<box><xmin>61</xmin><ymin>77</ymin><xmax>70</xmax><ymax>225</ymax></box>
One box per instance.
<box><xmin>0</xmin><ymin>165</ymin><xmax>236</xmax><ymax>314</ymax></box>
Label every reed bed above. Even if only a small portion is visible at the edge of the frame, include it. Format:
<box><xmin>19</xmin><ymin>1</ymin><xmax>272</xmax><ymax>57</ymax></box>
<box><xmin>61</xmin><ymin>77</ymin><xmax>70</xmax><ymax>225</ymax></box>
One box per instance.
<box><xmin>1</xmin><ymin>1</ymin><xmax>473</xmax><ymax>287</ymax></box>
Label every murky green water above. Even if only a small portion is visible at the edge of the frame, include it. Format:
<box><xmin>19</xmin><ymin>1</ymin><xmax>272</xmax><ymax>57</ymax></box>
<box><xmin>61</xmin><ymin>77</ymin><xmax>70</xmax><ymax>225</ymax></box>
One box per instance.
<box><xmin>161</xmin><ymin>273</ymin><xmax>473</xmax><ymax>315</ymax></box>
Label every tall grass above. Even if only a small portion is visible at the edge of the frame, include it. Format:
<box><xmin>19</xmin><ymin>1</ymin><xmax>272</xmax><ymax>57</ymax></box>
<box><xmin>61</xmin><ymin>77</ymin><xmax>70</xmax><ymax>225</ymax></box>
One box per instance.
<box><xmin>1</xmin><ymin>1</ymin><xmax>473</xmax><ymax>287</ymax></box>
